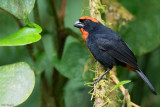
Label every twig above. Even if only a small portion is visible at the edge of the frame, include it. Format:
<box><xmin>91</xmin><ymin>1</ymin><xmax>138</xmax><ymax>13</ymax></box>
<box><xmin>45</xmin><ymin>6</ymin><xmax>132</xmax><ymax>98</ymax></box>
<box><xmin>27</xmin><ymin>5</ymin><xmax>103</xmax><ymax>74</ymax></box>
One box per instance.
<box><xmin>27</xmin><ymin>44</ymin><xmax>36</xmax><ymax>61</ymax></box>
<box><xmin>110</xmin><ymin>68</ymin><xmax>140</xmax><ymax>107</ymax></box>
<box><xmin>60</xmin><ymin>0</ymin><xmax>67</xmax><ymax>21</ymax></box>
<box><xmin>50</xmin><ymin>0</ymin><xmax>63</xmax><ymax>30</ymax></box>
<box><xmin>91</xmin><ymin>84</ymin><xmax>96</xmax><ymax>101</ymax></box>
<box><xmin>40</xmin><ymin>72</ymin><xmax>54</xmax><ymax>107</ymax></box>
<box><xmin>33</xmin><ymin>0</ymin><xmax>41</xmax><ymax>25</ymax></box>
<box><xmin>65</xmin><ymin>28</ymin><xmax>84</xmax><ymax>43</ymax></box>
<box><xmin>122</xmin><ymin>92</ymin><xmax>126</xmax><ymax>107</ymax></box>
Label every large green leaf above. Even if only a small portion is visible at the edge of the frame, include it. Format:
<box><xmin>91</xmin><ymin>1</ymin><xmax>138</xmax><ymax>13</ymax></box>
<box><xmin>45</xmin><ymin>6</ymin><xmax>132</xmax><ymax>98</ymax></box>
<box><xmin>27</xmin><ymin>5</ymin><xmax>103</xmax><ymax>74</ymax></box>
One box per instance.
<box><xmin>0</xmin><ymin>23</ymin><xmax>42</xmax><ymax>46</ymax></box>
<box><xmin>0</xmin><ymin>10</ymin><xmax>19</xmax><ymax>39</ymax></box>
<box><xmin>0</xmin><ymin>62</ymin><xmax>35</xmax><ymax>106</ymax></box>
<box><xmin>17</xmin><ymin>76</ymin><xmax>41</xmax><ymax>107</ymax></box>
<box><xmin>140</xmin><ymin>48</ymin><xmax>160</xmax><ymax>106</ymax></box>
<box><xmin>64</xmin><ymin>80</ymin><xmax>92</xmax><ymax>107</ymax></box>
<box><xmin>65</xmin><ymin>0</ymin><xmax>85</xmax><ymax>34</ymax></box>
<box><xmin>0</xmin><ymin>0</ymin><xmax>35</xmax><ymax>20</ymax></box>
<box><xmin>54</xmin><ymin>37</ymin><xmax>89</xmax><ymax>79</ymax></box>
<box><xmin>119</xmin><ymin>0</ymin><xmax>160</xmax><ymax>56</ymax></box>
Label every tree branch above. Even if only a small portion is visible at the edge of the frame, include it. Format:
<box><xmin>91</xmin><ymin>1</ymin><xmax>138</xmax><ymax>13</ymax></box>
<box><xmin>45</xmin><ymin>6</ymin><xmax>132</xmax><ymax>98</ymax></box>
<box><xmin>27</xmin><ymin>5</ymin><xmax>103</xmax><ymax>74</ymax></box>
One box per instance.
<box><xmin>50</xmin><ymin>0</ymin><xmax>69</xmax><ymax>107</ymax></box>
<box><xmin>60</xmin><ymin>0</ymin><xmax>67</xmax><ymax>21</ymax></box>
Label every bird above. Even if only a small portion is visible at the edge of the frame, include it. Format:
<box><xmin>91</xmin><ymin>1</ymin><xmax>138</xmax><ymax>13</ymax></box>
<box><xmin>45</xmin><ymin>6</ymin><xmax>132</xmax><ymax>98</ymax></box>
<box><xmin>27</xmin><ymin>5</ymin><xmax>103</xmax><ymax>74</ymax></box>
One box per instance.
<box><xmin>74</xmin><ymin>16</ymin><xmax>157</xmax><ymax>95</ymax></box>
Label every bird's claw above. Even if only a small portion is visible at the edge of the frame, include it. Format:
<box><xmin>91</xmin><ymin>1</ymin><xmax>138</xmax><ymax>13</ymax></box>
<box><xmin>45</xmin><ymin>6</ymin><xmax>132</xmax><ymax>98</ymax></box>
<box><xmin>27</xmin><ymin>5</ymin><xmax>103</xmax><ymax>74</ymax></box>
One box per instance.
<box><xmin>93</xmin><ymin>77</ymin><xmax>108</xmax><ymax>85</ymax></box>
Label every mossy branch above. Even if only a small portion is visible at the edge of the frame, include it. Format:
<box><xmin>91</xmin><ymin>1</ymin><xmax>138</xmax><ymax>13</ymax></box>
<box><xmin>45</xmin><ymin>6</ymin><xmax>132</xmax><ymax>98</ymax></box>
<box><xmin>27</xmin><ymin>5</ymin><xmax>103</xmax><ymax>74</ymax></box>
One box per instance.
<box><xmin>89</xmin><ymin>0</ymin><xmax>140</xmax><ymax>107</ymax></box>
<box><xmin>89</xmin><ymin>0</ymin><xmax>120</xmax><ymax>106</ymax></box>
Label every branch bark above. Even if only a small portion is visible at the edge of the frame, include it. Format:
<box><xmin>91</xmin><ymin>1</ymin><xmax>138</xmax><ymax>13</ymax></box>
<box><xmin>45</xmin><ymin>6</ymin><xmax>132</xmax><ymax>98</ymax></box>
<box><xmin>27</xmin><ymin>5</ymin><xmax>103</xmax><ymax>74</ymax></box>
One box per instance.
<box><xmin>60</xmin><ymin>0</ymin><xmax>67</xmax><ymax>21</ymax></box>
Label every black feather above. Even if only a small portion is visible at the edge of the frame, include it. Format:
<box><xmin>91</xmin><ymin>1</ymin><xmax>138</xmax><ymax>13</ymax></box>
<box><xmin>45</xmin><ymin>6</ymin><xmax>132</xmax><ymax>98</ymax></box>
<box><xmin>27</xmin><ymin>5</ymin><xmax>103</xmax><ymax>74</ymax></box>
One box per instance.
<box><xmin>136</xmin><ymin>69</ymin><xmax>157</xmax><ymax>95</ymax></box>
<box><xmin>96</xmin><ymin>34</ymin><xmax>138</xmax><ymax>69</ymax></box>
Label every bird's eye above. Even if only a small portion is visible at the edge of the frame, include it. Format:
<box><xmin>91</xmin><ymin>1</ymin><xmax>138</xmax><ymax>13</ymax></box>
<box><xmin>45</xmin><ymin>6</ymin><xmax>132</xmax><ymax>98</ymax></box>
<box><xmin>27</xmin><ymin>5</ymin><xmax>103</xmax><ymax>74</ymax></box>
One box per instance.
<box><xmin>84</xmin><ymin>20</ymin><xmax>89</xmax><ymax>23</ymax></box>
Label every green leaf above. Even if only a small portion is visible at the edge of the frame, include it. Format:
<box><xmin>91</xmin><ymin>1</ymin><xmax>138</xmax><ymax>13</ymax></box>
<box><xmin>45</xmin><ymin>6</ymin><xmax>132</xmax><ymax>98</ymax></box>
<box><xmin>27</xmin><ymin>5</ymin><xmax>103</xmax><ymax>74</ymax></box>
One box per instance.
<box><xmin>119</xmin><ymin>0</ymin><xmax>160</xmax><ymax>56</ymax></box>
<box><xmin>0</xmin><ymin>23</ymin><xmax>42</xmax><ymax>46</ymax></box>
<box><xmin>17</xmin><ymin>76</ymin><xmax>41</xmax><ymax>107</ymax></box>
<box><xmin>0</xmin><ymin>62</ymin><xmax>35</xmax><ymax>106</ymax></box>
<box><xmin>54</xmin><ymin>37</ymin><xmax>89</xmax><ymax>79</ymax></box>
<box><xmin>0</xmin><ymin>10</ymin><xmax>19</xmax><ymax>39</ymax></box>
<box><xmin>0</xmin><ymin>0</ymin><xmax>35</xmax><ymax>20</ymax></box>
<box><xmin>110</xmin><ymin>80</ymin><xmax>131</xmax><ymax>92</ymax></box>
<box><xmin>65</xmin><ymin>0</ymin><xmax>84</xmax><ymax>34</ymax></box>
<box><xmin>64</xmin><ymin>80</ymin><xmax>92</xmax><ymax>107</ymax></box>
<box><xmin>138</xmin><ymin>48</ymin><xmax>160</xmax><ymax>94</ymax></box>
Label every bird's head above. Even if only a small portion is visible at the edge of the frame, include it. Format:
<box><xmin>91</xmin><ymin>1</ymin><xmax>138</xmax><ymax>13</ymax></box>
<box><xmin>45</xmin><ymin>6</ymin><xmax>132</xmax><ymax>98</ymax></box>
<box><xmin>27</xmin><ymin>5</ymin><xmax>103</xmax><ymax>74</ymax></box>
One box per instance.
<box><xmin>74</xmin><ymin>16</ymin><xmax>99</xmax><ymax>41</ymax></box>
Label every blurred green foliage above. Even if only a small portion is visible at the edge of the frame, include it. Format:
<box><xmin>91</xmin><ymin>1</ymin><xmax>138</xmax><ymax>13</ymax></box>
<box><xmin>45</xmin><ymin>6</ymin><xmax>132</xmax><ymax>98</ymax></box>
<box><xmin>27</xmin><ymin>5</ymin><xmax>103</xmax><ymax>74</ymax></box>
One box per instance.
<box><xmin>0</xmin><ymin>0</ymin><xmax>160</xmax><ymax>107</ymax></box>
<box><xmin>119</xmin><ymin>0</ymin><xmax>160</xmax><ymax>56</ymax></box>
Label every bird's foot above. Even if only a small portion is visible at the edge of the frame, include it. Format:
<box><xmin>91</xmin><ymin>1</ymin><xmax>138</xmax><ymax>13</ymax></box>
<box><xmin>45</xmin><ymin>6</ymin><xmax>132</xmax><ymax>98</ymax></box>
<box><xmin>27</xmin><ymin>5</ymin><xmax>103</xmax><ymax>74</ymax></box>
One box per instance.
<box><xmin>93</xmin><ymin>69</ymin><xmax>111</xmax><ymax>85</ymax></box>
<box><xmin>94</xmin><ymin>77</ymin><xmax>107</xmax><ymax>85</ymax></box>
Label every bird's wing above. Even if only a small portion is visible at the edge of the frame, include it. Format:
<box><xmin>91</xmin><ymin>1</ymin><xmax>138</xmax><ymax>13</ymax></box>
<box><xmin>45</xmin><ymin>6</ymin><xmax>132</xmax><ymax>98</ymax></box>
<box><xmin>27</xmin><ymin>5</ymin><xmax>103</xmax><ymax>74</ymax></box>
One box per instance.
<box><xmin>96</xmin><ymin>34</ymin><xmax>138</xmax><ymax>69</ymax></box>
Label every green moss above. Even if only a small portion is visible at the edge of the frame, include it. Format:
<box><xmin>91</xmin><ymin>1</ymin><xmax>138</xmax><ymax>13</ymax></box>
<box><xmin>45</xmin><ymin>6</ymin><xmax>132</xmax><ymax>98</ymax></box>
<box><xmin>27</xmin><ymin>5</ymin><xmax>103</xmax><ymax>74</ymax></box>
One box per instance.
<box><xmin>90</xmin><ymin>62</ymin><xmax>121</xmax><ymax>106</ymax></box>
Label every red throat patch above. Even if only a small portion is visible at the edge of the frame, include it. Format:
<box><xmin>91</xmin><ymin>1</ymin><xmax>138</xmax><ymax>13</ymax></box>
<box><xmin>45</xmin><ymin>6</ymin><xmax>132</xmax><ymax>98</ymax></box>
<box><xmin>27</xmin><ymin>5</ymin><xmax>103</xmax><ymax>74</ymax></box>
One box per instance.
<box><xmin>80</xmin><ymin>28</ymin><xmax>89</xmax><ymax>41</ymax></box>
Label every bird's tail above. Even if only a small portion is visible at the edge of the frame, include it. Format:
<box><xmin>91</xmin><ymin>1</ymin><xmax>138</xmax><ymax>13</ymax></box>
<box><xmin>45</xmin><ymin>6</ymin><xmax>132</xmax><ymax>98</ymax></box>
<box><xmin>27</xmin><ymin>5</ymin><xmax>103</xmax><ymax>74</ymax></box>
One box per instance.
<box><xmin>136</xmin><ymin>69</ymin><xmax>157</xmax><ymax>95</ymax></box>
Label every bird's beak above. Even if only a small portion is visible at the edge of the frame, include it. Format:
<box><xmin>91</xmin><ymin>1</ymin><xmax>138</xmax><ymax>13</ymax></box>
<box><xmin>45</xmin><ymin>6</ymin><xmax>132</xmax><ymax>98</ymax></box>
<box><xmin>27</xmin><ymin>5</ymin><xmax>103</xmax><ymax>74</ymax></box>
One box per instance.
<box><xmin>74</xmin><ymin>20</ymin><xmax>84</xmax><ymax>28</ymax></box>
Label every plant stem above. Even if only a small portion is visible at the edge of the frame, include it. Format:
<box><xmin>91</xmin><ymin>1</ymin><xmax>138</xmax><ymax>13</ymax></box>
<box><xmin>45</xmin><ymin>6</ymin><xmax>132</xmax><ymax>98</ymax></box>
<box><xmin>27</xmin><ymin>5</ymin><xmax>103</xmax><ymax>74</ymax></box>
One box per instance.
<box><xmin>33</xmin><ymin>0</ymin><xmax>41</xmax><ymax>25</ymax></box>
<box><xmin>49</xmin><ymin>0</ymin><xmax>69</xmax><ymax>107</ymax></box>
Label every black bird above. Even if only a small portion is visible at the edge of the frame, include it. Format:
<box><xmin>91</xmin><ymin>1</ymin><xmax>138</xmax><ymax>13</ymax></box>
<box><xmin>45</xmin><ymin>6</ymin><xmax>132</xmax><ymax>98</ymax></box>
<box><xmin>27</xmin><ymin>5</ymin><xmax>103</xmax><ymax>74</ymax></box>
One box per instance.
<box><xmin>74</xmin><ymin>16</ymin><xmax>157</xmax><ymax>95</ymax></box>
